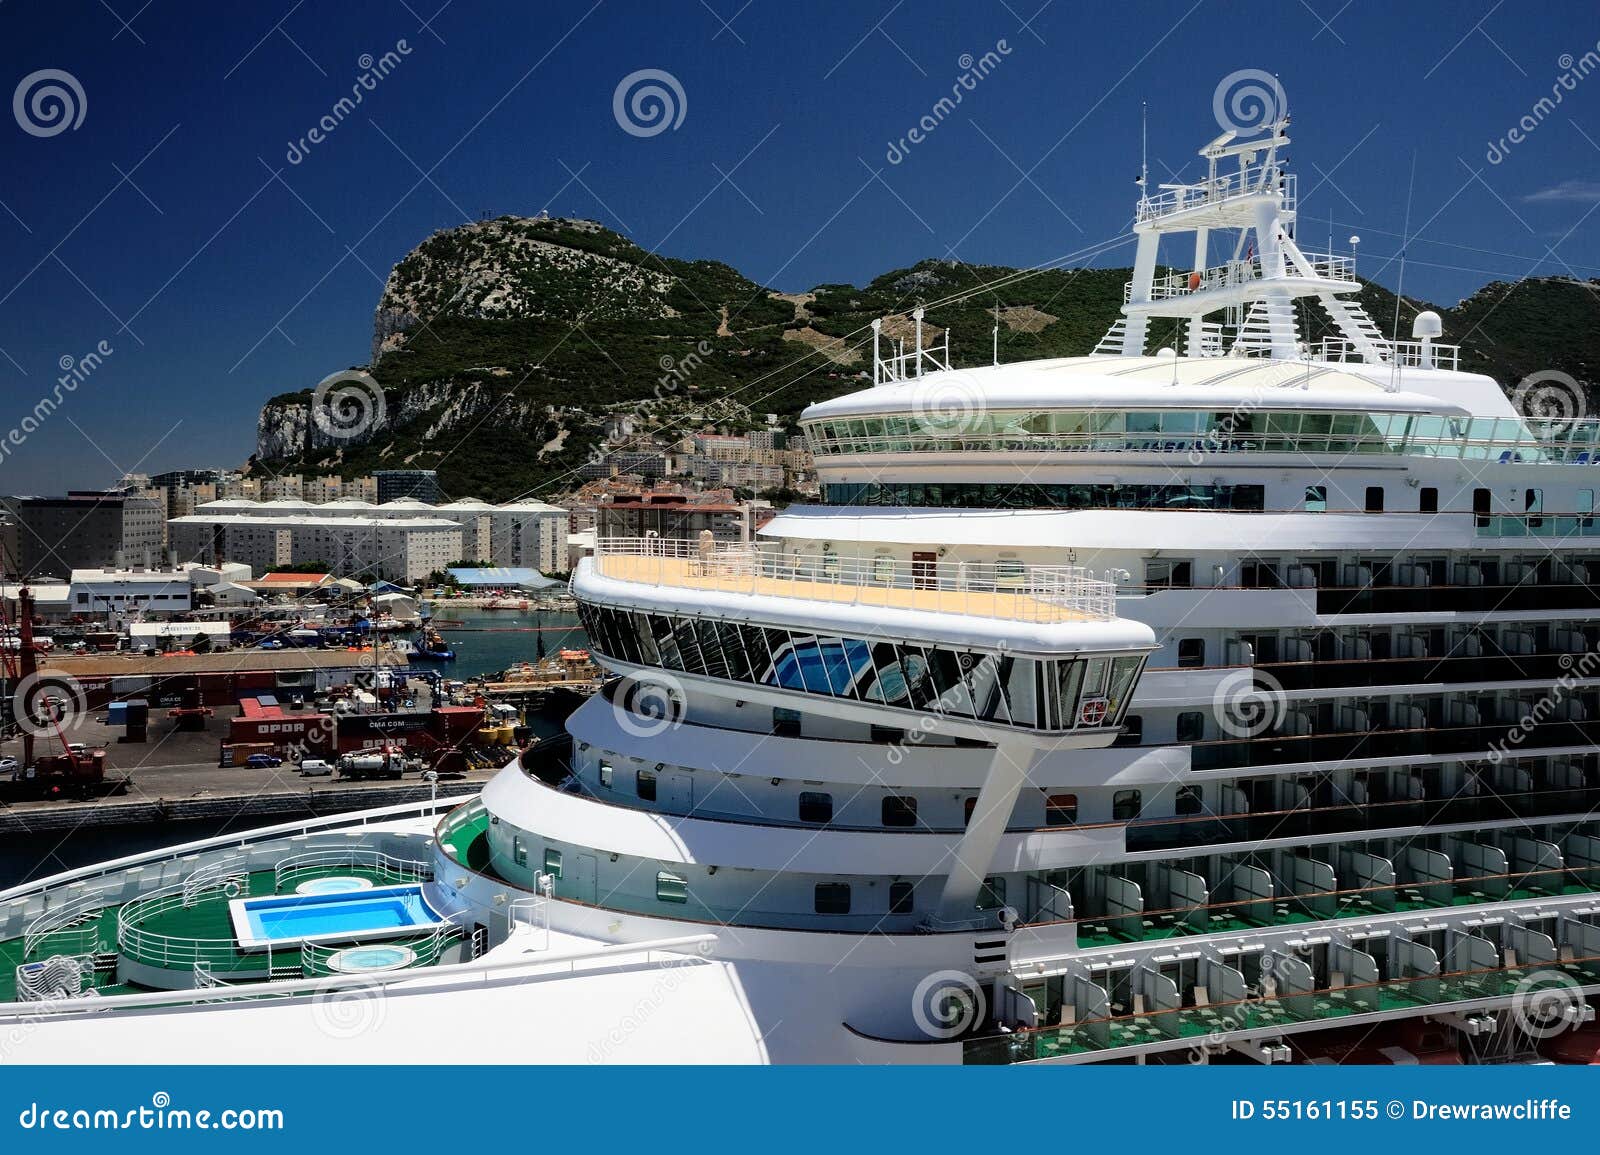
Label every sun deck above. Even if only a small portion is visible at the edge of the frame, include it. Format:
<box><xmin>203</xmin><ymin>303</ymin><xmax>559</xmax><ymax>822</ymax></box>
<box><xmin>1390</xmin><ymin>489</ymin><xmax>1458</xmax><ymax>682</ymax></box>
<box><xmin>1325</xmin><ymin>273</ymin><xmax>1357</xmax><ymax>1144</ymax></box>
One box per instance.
<box><xmin>592</xmin><ymin>538</ymin><xmax>1116</xmax><ymax>623</ymax></box>
<box><xmin>0</xmin><ymin>823</ymin><xmax>466</xmax><ymax>1003</ymax></box>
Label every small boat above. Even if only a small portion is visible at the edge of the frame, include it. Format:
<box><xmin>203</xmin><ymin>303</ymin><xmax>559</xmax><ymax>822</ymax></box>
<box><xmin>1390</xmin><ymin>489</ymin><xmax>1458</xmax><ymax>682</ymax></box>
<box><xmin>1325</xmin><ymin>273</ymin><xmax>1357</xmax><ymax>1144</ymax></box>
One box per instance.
<box><xmin>412</xmin><ymin>628</ymin><xmax>456</xmax><ymax>662</ymax></box>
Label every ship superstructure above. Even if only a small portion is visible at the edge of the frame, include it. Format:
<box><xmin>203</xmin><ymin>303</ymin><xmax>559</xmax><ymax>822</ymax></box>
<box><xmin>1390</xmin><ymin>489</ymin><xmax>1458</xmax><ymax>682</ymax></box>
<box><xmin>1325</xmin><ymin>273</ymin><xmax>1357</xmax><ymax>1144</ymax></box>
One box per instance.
<box><xmin>3</xmin><ymin>101</ymin><xmax>1599</xmax><ymax>1065</ymax></box>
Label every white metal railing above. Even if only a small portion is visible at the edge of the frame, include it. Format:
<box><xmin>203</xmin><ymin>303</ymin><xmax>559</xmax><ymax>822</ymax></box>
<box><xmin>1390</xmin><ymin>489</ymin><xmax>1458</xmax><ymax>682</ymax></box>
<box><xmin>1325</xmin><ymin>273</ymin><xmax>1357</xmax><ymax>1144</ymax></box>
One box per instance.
<box><xmin>272</xmin><ymin>849</ymin><xmax>432</xmax><ymax>895</ymax></box>
<box><xmin>118</xmin><ymin>874</ymin><xmax>260</xmax><ymax>972</ymax></box>
<box><xmin>22</xmin><ymin>889</ymin><xmax>114</xmax><ymax>960</ymax></box>
<box><xmin>1136</xmin><ymin>171</ymin><xmax>1295</xmax><ymax>224</ymax></box>
<box><xmin>1316</xmin><ymin>335</ymin><xmax>1461</xmax><ymax>371</ymax></box>
<box><xmin>1125</xmin><ymin>249</ymin><xmax>1355</xmax><ymax>303</ymax></box>
<box><xmin>0</xmin><ymin>795</ymin><xmax>468</xmax><ymax>907</ymax></box>
<box><xmin>182</xmin><ymin>855</ymin><xmax>246</xmax><ymax>906</ymax></box>
<box><xmin>299</xmin><ymin>920</ymin><xmax>461</xmax><ymax>977</ymax></box>
<box><xmin>592</xmin><ymin>537</ymin><xmax>1119</xmax><ymax>622</ymax></box>
<box><xmin>0</xmin><ymin>933</ymin><xmax>718</xmax><ymax>1018</ymax></box>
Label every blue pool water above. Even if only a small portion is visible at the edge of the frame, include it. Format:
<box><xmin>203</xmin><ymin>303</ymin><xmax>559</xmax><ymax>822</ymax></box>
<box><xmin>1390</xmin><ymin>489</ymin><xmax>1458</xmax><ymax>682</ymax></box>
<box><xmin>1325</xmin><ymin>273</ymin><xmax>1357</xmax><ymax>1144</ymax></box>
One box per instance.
<box><xmin>231</xmin><ymin>884</ymin><xmax>446</xmax><ymax>948</ymax></box>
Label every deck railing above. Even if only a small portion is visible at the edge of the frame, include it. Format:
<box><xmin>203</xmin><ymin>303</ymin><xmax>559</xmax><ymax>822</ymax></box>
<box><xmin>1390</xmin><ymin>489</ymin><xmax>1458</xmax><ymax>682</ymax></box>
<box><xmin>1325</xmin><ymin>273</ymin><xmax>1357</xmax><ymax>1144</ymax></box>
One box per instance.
<box><xmin>22</xmin><ymin>889</ymin><xmax>115</xmax><ymax>961</ymax></box>
<box><xmin>299</xmin><ymin>921</ymin><xmax>461</xmax><ymax>977</ymax></box>
<box><xmin>1135</xmin><ymin>171</ymin><xmax>1294</xmax><ymax>224</ymax></box>
<box><xmin>592</xmin><ymin>537</ymin><xmax>1118</xmax><ymax>622</ymax></box>
<box><xmin>117</xmin><ymin>876</ymin><xmax>264</xmax><ymax>973</ymax></box>
<box><xmin>1126</xmin><ymin>250</ymin><xmax>1355</xmax><ymax>303</ymax></box>
<box><xmin>272</xmin><ymin>849</ymin><xmax>432</xmax><ymax>895</ymax></box>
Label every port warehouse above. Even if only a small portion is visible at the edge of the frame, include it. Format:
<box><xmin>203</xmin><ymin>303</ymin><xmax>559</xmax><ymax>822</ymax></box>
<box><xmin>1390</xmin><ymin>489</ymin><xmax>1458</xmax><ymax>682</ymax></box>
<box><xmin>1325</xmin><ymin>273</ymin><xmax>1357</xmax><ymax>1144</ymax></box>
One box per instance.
<box><xmin>14</xmin><ymin>651</ymin><xmax>485</xmax><ymax>759</ymax></box>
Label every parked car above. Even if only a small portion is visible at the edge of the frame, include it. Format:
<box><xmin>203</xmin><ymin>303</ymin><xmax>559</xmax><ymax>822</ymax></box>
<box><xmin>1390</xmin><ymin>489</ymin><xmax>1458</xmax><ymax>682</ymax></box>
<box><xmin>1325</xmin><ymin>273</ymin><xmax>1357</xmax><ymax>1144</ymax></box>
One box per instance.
<box><xmin>298</xmin><ymin>758</ymin><xmax>333</xmax><ymax>776</ymax></box>
<box><xmin>245</xmin><ymin>753</ymin><xmax>282</xmax><ymax>768</ymax></box>
<box><xmin>258</xmin><ymin>639</ymin><xmax>284</xmax><ymax>650</ymax></box>
<box><xmin>0</xmin><ymin>757</ymin><xmax>17</xmax><ymax>775</ymax></box>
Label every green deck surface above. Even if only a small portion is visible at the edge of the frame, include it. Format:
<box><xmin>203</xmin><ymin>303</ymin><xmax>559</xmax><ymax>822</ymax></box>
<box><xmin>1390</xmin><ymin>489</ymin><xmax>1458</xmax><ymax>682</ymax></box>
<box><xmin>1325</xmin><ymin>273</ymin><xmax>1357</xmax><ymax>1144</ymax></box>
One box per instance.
<box><xmin>1</xmin><ymin>862</ymin><xmax>444</xmax><ymax>1002</ymax></box>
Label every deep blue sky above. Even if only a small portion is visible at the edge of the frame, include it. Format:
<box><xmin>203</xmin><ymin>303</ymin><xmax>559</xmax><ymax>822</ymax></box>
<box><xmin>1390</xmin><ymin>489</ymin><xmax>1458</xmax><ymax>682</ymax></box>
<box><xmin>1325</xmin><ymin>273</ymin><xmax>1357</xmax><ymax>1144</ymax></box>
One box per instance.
<box><xmin>1</xmin><ymin>0</ymin><xmax>1597</xmax><ymax>493</ymax></box>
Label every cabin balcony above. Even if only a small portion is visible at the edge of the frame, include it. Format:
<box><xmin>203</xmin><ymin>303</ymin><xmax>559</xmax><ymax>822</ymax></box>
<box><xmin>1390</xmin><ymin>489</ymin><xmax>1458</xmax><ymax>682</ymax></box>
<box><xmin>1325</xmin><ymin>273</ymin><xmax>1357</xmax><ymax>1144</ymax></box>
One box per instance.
<box><xmin>589</xmin><ymin>537</ymin><xmax>1118</xmax><ymax>623</ymax></box>
<box><xmin>965</xmin><ymin>954</ymin><xmax>1600</xmax><ymax>1064</ymax></box>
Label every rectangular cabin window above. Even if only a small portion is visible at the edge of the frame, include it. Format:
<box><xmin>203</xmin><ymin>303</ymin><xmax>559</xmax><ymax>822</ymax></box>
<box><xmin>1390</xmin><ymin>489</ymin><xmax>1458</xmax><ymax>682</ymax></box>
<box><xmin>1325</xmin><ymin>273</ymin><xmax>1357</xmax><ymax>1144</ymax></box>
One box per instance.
<box><xmin>814</xmin><ymin>883</ymin><xmax>851</xmax><ymax>915</ymax></box>
<box><xmin>882</xmin><ymin>795</ymin><xmax>918</xmax><ymax>828</ymax></box>
<box><xmin>1473</xmin><ymin>487</ymin><xmax>1492</xmax><ymax>528</ymax></box>
<box><xmin>798</xmin><ymin>791</ymin><xmax>833</xmax><ymax>824</ymax></box>
<box><xmin>772</xmin><ymin>707</ymin><xmax>802</xmax><ymax>737</ymax></box>
<box><xmin>636</xmin><ymin>768</ymin><xmax>657</xmax><ymax>801</ymax></box>
<box><xmin>1305</xmin><ymin>485</ymin><xmax>1327</xmax><ymax>512</ymax></box>
<box><xmin>1045</xmin><ymin>793</ymin><xmax>1078</xmax><ymax>825</ymax></box>
<box><xmin>1176</xmin><ymin>711</ymin><xmax>1205</xmax><ymax>742</ymax></box>
<box><xmin>513</xmin><ymin>836</ymin><xmax>527</xmax><ymax>867</ymax></box>
<box><xmin>889</xmin><ymin>881</ymin><xmax>915</xmax><ymax>914</ymax></box>
<box><xmin>1583</xmin><ymin>490</ymin><xmax>1595</xmax><ymax>529</ymax></box>
<box><xmin>1175</xmin><ymin>786</ymin><xmax>1203</xmax><ymax>816</ymax></box>
<box><xmin>1114</xmin><ymin>715</ymin><xmax>1143</xmax><ymax>747</ymax></box>
<box><xmin>1178</xmin><ymin>638</ymin><xmax>1206</xmax><ymax>668</ymax></box>
<box><xmin>1365</xmin><ymin>486</ymin><xmax>1384</xmax><ymax>513</ymax></box>
<box><xmin>963</xmin><ymin>796</ymin><xmax>978</xmax><ymax>827</ymax></box>
<box><xmin>870</xmin><ymin>725</ymin><xmax>905</xmax><ymax>743</ymax></box>
<box><xmin>1145</xmin><ymin>560</ymin><xmax>1192</xmax><ymax>589</ymax></box>
<box><xmin>1419</xmin><ymin>487</ymin><xmax>1438</xmax><ymax>514</ymax></box>
<box><xmin>1526</xmin><ymin>488</ymin><xmax>1544</xmax><ymax>528</ymax></box>
<box><xmin>543</xmin><ymin>848</ymin><xmax>563</xmax><ymax>879</ymax></box>
<box><xmin>656</xmin><ymin>871</ymin><xmax>689</xmax><ymax>904</ymax></box>
<box><xmin>598</xmin><ymin>761</ymin><xmax>613</xmax><ymax>789</ymax></box>
<box><xmin>1112</xmin><ymin>790</ymin><xmax>1143</xmax><ymax>821</ymax></box>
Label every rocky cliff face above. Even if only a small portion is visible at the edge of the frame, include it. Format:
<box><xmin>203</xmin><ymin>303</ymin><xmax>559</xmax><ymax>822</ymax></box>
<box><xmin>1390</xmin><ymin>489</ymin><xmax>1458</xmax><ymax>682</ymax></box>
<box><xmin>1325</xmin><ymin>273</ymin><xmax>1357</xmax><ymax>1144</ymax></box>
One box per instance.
<box><xmin>370</xmin><ymin>215</ymin><xmax>678</xmax><ymax>360</ymax></box>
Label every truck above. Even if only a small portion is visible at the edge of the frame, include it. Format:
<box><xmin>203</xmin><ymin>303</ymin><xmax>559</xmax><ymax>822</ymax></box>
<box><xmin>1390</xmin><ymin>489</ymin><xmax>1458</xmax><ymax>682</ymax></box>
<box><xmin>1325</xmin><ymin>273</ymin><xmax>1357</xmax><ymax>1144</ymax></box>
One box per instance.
<box><xmin>337</xmin><ymin>745</ymin><xmax>406</xmax><ymax>780</ymax></box>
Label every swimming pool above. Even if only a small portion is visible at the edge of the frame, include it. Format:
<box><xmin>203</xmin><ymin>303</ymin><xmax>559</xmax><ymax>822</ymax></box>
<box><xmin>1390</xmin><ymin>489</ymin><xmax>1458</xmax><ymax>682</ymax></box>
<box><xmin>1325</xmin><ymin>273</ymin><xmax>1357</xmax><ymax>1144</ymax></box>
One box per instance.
<box><xmin>229</xmin><ymin>884</ymin><xmax>448</xmax><ymax>949</ymax></box>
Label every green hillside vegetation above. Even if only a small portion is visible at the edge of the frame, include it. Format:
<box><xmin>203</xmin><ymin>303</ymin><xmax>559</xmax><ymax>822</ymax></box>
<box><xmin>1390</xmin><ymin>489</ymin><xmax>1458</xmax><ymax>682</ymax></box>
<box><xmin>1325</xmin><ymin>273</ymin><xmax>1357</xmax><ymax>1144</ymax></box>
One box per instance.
<box><xmin>255</xmin><ymin>219</ymin><xmax>1600</xmax><ymax>502</ymax></box>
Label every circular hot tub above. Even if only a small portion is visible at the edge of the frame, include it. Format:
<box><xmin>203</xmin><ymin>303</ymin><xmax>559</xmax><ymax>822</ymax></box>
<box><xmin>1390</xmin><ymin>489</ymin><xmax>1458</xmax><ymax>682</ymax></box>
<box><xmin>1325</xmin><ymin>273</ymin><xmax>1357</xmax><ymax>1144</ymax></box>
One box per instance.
<box><xmin>324</xmin><ymin>944</ymin><xmax>417</xmax><ymax>974</ymax></box>
<box><xmin>295</xmin><ymin>875</ymin><xmax>375</xmax><ymax>896</ymax></box>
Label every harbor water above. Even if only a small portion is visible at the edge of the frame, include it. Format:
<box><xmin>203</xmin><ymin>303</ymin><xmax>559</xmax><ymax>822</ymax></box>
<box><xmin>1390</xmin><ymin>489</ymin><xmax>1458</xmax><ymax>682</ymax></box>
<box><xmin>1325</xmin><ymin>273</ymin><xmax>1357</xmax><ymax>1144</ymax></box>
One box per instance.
<box><xmin>426</xmin><ymin>607</ymin><xmax>589</xmax><ymax>679</ymax></box>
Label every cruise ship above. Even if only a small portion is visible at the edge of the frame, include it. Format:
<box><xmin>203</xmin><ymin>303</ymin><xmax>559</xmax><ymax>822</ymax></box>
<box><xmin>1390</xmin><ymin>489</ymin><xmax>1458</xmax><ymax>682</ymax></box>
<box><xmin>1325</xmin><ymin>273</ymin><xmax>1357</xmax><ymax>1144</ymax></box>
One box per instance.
<box><xmin>5</xmin><ymin>105</ymin><xmax>1600</xmax><ymax>1065</ymax></box>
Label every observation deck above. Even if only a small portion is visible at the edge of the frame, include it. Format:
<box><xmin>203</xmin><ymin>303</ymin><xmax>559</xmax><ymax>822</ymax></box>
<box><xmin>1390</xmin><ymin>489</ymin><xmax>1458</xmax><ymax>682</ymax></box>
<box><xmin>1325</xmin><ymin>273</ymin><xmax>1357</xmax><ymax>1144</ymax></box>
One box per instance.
<box><xmin>591</xmin><ymin>537</ymin><xmax>1119</xmax><ymax>624</ymax></box>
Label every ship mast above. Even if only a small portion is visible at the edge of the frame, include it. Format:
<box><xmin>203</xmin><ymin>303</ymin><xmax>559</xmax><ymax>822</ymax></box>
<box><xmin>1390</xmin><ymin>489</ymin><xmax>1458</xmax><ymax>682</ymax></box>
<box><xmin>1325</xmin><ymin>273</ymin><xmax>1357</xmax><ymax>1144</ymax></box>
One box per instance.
<box><xmin>1099</xmin><ymin>103</ymin><xmax>1401</xmax><ymax>367</ymax></box>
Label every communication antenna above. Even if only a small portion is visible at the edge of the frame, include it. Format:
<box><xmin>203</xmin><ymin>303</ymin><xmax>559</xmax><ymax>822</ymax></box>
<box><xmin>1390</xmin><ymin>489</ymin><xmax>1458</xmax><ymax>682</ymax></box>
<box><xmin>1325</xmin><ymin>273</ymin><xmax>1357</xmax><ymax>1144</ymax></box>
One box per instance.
<box><xmin>992</xmin><ymin>303</ymin><xmax>1000</xmax><ymax>366</ymax></box>
<box><xmin>1137</xmin><ymin>101</ymin><xmax>1149</xmax><ymax>203</ymax></box>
